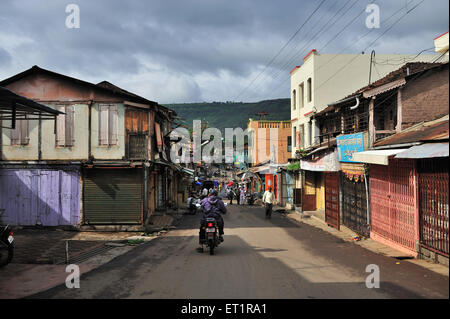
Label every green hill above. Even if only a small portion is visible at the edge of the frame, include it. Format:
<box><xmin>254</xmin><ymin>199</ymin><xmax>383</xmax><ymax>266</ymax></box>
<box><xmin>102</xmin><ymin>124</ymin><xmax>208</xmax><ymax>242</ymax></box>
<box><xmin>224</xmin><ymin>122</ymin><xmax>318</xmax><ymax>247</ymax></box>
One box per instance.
<box><xmin>163</xmin><ymin>99</ymin><xmax>291</xmax><ymax>132</ymax></box>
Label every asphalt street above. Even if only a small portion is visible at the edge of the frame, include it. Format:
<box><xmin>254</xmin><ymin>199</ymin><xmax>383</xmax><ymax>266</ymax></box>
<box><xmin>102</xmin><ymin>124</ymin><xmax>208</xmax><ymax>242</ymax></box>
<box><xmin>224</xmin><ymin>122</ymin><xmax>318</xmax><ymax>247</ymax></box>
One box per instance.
<box><xmin>31</xmin><ymin>202</ymin><xmax>449</xmax><ymax>299</ymax></box>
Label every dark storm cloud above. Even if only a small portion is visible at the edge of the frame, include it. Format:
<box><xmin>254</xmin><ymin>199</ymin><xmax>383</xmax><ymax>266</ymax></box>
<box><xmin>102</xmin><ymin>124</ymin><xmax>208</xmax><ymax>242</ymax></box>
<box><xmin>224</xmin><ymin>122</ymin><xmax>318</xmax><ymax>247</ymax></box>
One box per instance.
<box><xmin>0</xmin><ymin>0</ymin><xmax>448</xmax><ymax>103</ymax></box>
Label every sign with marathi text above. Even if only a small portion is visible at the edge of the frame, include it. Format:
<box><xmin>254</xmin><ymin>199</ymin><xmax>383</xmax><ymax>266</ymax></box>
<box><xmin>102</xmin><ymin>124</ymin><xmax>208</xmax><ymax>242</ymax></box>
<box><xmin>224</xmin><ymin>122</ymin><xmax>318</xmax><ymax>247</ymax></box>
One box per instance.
<box><xmin>300</xmin><ymin>149</ymin><xmax>341</xmax><ymax>172</ymax></box>
<box><xmin>336</xmin><ymin>132</ymin><xmax>366</xmax><ymax>163</ymax></box>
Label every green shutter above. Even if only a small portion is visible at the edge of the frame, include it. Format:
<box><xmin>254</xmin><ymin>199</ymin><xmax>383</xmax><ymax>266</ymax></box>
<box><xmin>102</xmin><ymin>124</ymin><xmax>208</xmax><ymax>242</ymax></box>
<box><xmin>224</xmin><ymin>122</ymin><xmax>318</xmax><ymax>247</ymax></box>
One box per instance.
<box><xmin>83</xmin><ymin>169</ymin><xmax>143</xmax><ymax>224</ymax></box>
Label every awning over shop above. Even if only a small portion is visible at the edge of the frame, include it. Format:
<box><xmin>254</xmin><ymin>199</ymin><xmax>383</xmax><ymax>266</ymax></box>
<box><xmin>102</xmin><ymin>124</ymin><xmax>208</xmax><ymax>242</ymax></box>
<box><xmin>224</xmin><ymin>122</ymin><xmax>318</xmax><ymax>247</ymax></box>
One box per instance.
<box><xmin>395</xmin><ymin>142</ymin><xmax>449</xmax><ymax>159</ymax></box>
<box><xmin>351</xmin><ymin>149</ymin><xmax>408</xmax><ymax>165</ymax></box>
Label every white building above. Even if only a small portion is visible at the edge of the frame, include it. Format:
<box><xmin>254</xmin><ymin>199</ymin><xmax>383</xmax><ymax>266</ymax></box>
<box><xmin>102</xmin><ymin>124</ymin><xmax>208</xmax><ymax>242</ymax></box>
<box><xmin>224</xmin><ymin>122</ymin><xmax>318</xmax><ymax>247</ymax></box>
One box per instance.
<box><xmin>290</xmin><ymin>49</ymin><xmax>441</xmax><ymax>156</ymax></box>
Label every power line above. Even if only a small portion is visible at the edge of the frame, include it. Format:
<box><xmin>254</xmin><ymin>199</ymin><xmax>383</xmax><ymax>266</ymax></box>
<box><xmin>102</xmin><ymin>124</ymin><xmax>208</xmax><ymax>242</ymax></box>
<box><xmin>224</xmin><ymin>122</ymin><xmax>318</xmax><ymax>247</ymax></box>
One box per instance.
<box><xmin>313</xmin><ymin>0</ymin><xmax>426</xmax><ymax>94</ymax></box>
<box><xmin>233</xmin><ymin>0</ymin><xmax>328</xmax><ymax>101</ymax></box>
<box><xmin>242</xmin><ymin>0</ymin><xmax>360</xmax><ymax>102</ymax></box>
<box><xmin>266</xmin><ymin>0</ymin><xmax>419</xmax><ymax>100</ymax></box>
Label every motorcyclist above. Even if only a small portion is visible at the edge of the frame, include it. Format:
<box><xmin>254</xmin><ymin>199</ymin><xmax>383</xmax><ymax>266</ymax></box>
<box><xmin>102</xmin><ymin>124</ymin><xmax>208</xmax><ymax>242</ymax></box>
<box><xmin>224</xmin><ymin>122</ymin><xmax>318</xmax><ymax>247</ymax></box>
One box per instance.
<box><xmin>197</xmin><ymin>189</ymin><xmax>226</xmax><ymax>252</ymax></box>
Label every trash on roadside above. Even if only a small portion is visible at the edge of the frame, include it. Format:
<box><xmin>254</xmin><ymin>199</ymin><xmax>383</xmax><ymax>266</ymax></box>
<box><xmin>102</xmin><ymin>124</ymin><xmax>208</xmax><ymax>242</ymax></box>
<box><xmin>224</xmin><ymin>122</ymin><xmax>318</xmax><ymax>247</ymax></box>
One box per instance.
<box><xmin>350</xmin><ymin>235</ymin><xmax>361</xmax><ymax>241</ymax></box>
<box><xmin>127</xmin><ymin>239</ymin><xmax>145</xmax><ymax>246</ymax></box>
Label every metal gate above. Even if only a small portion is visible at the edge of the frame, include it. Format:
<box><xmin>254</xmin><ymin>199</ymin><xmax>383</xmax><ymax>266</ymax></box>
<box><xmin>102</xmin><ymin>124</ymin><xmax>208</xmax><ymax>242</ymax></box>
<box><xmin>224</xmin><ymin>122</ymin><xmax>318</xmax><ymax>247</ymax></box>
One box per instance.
<box><xmin>418</xmin><ymin>158</ymin><xmax>449</xmax><ymax>257</ymax></box>
<box><xmin>325</xmin><ymin>172</ymin><xmax>340</xmax><ymax>230</ymax></box>
<box><xmin>342</xmin><ymin>176</ymin><xmax>369</xmax><ymax>237</ymax></box>
<box><xmin>83</xmin><ymin>168</ymin><xmax>143</xmax><ymax>224</ymax></box>
<box><xmin>370</xmin><ymin>159</ymin><xmax>417</xmax><ymax>254</ymax></box>
<box><xmin>302</xmin><ymin>171</ymin><xmax>316</xmax><ymax>211</ymax></box>
<box><xmin>281</xmin><ymin>171</ymin><xmax>294</xmax><ymax>206</ymax></box>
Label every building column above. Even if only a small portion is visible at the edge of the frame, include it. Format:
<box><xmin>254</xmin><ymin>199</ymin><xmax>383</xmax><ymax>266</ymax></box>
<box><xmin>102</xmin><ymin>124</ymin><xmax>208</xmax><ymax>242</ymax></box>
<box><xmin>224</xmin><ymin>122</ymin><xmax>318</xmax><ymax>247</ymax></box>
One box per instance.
<box><xmin>368</xmin><ymin>98</ymin><xmax>376</xmax><ymax>147</ymax></box>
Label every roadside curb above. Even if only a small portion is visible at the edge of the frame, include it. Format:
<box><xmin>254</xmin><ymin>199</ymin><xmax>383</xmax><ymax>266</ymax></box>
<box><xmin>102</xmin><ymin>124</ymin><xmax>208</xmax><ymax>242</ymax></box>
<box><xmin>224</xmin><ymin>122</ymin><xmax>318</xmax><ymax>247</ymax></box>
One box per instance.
<box><xmin>285</xmin><ymin>210</ymin><xmax>449</xmax><ymax>277</ymax></box>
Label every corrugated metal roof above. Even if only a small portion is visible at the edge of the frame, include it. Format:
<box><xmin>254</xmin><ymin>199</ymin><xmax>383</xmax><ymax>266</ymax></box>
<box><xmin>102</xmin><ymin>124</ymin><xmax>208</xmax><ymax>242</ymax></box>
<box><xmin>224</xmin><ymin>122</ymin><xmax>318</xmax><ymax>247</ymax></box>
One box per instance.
<box><xmin>395</xmin><ymin>142</ymin><xmax>449</xmax><ymax>159</ymax></box>
<box><xmin>375</xmin><ymin>116</ymin><xmax>449</xmax><ymax>147</ymax></box>
<box><xmin>0</xmin><ymin>86</ymin><xmax>63</xmax><ymax>119</ymax></box>
<box><xmin>352</xmin><ymin>149</ymin><xmax>408</xmax><ymax>165</ymax></box>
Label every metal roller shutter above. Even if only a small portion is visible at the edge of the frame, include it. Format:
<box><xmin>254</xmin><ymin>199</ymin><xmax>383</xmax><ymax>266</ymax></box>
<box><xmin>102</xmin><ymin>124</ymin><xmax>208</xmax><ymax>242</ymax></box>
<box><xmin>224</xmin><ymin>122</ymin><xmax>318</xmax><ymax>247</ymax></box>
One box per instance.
<box><xmin>83</xmin><ymin>169</ymin><xmax>143</xmax><ymax>224</ymax></box>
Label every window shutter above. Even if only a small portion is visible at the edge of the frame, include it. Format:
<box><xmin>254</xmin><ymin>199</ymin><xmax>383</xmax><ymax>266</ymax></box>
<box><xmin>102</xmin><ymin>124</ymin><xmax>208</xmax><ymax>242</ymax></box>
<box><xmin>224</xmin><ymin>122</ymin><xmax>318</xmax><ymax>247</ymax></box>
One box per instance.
<box><xmin>155</xmin><ymin>122</ymin><xmax>162</xmax><ymax>151</ymax></box>
<box><xmin>56</xmin><ymin>105</ymin><xmax>66</xmax><ymax>147</ymax></box>
<box><xmin>99</xmin><ymin>104</ymin><xmax>109</xmax><ymax>145</ymax></box>
<box><xmin>10</xmin><ymin>122</ymin><xmax>20</xmax><ymax>145</ymax></box>
<box><xmin>108</xmin><ymin>104</ymin><xmax>118</xmax><ymax>145</ymax></box>
<box><xmin>65</xmin><ymin>105</ymin><xmax>75</xmax><ymax>147</ymax></box>
<box><xmin>20</xmin><ymin>120</ymin><xmax>29</xmax><ymax>145</ymax></box>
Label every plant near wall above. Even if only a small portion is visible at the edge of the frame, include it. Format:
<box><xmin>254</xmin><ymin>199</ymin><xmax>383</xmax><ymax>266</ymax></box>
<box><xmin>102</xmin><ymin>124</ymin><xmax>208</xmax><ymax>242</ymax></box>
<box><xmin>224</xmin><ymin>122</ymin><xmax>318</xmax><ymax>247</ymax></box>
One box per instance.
<box><xmin>295</xmin><ymin>149</ymin><xmax>308</xmax><ymax>158</ymax></box>
<box><xmin>287</xmin><ymin>161</ymin><xmax>300</xmax><ymax>171</ymax></box>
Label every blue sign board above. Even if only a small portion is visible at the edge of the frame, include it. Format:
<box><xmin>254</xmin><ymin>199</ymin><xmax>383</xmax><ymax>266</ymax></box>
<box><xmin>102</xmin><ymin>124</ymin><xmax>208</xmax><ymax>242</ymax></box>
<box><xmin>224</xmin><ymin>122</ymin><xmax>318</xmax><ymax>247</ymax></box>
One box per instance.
<box><xmin>336</xmin><ymin>132</ymin><xmax>365</xmax><ymax>163</ymax></box>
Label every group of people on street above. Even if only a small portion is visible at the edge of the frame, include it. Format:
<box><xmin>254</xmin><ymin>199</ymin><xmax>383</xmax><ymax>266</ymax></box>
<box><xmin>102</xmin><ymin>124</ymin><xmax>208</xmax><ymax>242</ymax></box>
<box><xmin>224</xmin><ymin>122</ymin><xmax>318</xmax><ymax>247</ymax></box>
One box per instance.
<box><xmin>225</xmin><ymin>183</ymin><xmax>247</xmax><ymax>205</ymax></box>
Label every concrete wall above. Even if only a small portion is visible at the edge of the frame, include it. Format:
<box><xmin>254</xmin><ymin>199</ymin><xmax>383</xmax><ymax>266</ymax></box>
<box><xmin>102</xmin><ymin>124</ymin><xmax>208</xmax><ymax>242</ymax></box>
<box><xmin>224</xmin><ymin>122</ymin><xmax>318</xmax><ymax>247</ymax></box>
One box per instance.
<box><xmin>91</xmin><ymin>103</ymin><xmax>125</xmax><ymax>160</ymax></box>
<box><xmin>41</xmin><ymin>103</ymin><xmax>89</xmax><ymax>160</ymax></box>
<box><xmin>1</xmin><ymin>73</ymin><xmax>128</xmax><ymax>161</ymax></box>
<box><xmin>248</xmin><ymin>120</ymin><xmax>291</xmax><ymax>165</ymax></box>
<box><xmin>1</xmin><ymin>120</ymin><xmax>39</xmax><ymax>160</ymax></box>
<box><xmin>290</xmin><ymin>51</ymin><xmax>442</xmax><ymax>156</ymax></box>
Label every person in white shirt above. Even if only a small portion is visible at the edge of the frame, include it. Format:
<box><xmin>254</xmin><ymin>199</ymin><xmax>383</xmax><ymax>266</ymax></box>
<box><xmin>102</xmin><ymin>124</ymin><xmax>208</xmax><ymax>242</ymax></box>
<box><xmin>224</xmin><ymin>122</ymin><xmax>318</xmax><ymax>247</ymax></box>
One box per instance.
<box><xmin>262</xmin><ymin>187</ymin><xmax>276</xmax><ymax>219</ymax></box>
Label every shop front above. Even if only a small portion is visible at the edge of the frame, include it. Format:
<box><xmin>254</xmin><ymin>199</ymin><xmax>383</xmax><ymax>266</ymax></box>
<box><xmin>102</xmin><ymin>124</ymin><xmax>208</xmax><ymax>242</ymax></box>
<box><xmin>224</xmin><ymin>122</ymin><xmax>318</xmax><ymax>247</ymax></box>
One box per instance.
<box><xmin>337</xmin><ymin>132</ymin><xmax>370</xmax><ymax>237</ymax></box>
<box><xmin>300</xmin><ymin>148</ymin><xmax>341</xmax><ymax>227</ymax></box>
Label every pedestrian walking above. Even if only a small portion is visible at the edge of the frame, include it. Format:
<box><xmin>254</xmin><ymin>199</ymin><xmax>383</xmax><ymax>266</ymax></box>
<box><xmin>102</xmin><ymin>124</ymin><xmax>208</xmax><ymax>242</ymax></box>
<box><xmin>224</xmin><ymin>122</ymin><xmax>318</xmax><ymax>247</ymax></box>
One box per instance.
<box><xmin>262</xmin><ymin>187</ymin><xmax>276</xmax><ymax>219</ymax></box>
<box><xmin>239</xmin><ymin>186</ymin><xmax>246</xmax><ymax>205</ymax></box>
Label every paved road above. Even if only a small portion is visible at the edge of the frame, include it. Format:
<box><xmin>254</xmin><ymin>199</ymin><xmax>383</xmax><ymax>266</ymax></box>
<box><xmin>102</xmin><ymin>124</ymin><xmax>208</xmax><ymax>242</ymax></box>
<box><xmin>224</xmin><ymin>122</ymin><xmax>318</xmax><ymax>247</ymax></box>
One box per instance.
<box><xmin>31</xmin><ymin>203</ymin><xmax>449</xmax><ymax>299</ymax></box>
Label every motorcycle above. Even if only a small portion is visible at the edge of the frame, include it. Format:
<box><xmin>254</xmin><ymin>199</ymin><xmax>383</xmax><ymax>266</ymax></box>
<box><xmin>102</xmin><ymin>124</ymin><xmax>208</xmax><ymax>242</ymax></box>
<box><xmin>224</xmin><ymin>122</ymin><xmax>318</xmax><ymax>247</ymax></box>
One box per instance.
<box><xmin>0</xmin><ymin>225</ymin><xmax>14</xmax><ymax>267</ymax></box>
<box><xmin>246</xmin><ymin>192</ymin><xmax>256</xmax><ymax>205</ymax></box>
<box><xmin>201</xmin><ymin>217</ymin><xmax>221</xmax><ymax>255</ymax></box>
<box><xmin>186</xmin><ymin>196</ymin><xmax>202</xmax><ymax>215</ymax></box>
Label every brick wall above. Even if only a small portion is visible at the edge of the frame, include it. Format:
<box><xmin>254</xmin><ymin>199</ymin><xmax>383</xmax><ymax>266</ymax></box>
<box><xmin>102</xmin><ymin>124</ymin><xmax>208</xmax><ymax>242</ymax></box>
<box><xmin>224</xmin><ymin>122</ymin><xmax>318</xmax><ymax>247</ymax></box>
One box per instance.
<box><xmin>248</xmin><ymin>120</ymin><xmax>291</xmax><ymax>165</ymax></box>
<box><xmin>401</xmin><ymin>65</ymin><xmax>449</xmax><ymax>128</ymax></box>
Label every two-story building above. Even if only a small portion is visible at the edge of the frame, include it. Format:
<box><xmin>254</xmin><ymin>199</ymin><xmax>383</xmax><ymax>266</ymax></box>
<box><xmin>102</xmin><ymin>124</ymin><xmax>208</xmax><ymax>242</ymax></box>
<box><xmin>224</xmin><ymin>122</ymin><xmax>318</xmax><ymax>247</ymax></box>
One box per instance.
<box><xmin>0</xmin><ymin>66</ymin><xmax>185</xmax><ymax>229</ymax></box>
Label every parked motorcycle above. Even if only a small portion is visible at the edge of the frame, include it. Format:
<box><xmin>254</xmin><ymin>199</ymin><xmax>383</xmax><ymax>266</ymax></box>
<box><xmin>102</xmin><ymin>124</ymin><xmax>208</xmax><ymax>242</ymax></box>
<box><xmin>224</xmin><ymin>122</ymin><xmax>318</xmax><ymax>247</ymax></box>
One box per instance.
<box><xmin>201</xmin><ymin>217</ymin><xmax>221</xmax><ymax>255</ymax></box>
<box><xmin>0</xmin><ymin>225</ymin><xmax>14</xmax><ymax>267</ymax></box>
<box><xmin>246</xmin><ymin>192</ymin><xmax>256</xmax><ymax>205</ymax></box>
<box><xmin>186</xmin><ymin>196</ymin><xmax>202</xmax><ymax>215</ymax></box>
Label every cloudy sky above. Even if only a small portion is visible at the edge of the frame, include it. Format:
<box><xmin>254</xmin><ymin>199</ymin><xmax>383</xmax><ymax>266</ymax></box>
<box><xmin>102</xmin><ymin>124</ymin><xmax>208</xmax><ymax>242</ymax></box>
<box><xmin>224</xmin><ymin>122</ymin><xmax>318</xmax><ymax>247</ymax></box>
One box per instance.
<box><xmin>0</xmin><ymin>0</ymin><xmax>448</xmax><ymax>103</ymax></box>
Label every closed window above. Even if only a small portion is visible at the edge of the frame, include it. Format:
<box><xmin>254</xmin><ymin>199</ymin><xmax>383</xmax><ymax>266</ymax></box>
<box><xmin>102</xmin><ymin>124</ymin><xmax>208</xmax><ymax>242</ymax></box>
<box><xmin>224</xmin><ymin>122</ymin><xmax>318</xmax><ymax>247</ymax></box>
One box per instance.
<box><xmin>292</xmin><ymin>89</ymin><xmax>296</xmax><ymax>110</ymax></box>
<box><xmin>99</xmin><ymin>104</ymin><xmax>119</xmax><ymax>146</ymax></box>
<box><xmin>293</xmin><ymin>126</ymin><xmax>297</xmax><ymax>148</ymax></box>
<box><xmin>299</xmin><ymin>83</ymin><xmax>304</xmax><ymax>108</ymax></box>
<box><xmin>56</xmin><ymin>105</ymin><xmax>75</xmax><ymax>147</ymax></box>
<box><xmin>10</xmin><ymin>119</ymin><xmax>29</xmax><ymax>146</ymax></box>
<box><xmin>287</xmin><ymin>136</ymin><xmax>292</xmax><ymax>152</ymax></box>
<box><xmin>299</xmin><ymin>124</ymin><xmax>305</xmax><ymax>148</ymax></box>
<box><xmin>307</xmin><ymin>78</ymin><xmax>312</xmax><ymax>102</ymax></box>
